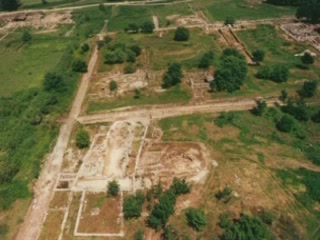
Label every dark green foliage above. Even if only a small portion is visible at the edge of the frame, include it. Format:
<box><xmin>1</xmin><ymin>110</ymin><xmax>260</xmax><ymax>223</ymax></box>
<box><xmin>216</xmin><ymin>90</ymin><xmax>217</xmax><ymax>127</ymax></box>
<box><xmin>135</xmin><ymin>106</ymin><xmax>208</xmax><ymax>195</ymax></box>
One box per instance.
<box><xmin>72</xmin><ymin>60</ymin><xmax>87</xmax><ymax>72</ymax></box>
<box><xmin>174</xmin><ymin>27</ymin><xmax>190</xmax><ymax>41</ymax></box>
<box><xmin>81</xmin><ymin>43</ymin><xmax>89</xmax><ymax>52</ymax></box>
<box><xmin>98</xmin><ymin>3</ymin><xmax>105</xmax><ymax>12</ymax></box>
<box><xmin>212</xmin><ymin>48</ymin><xmax>247</xmax><ymax>92</ymax></box>
<box><xmin>276</xmin><ymin>114</ymin><xmax>296</xmax><ymax>132</ymax></box>
<box><xmin>76</xmin><ymin>129</ymin><xmax>90</xmax><ymax>149</ymax></box>
<box><xmin>219</xmin><ymin>213</ymin><xmax>232</xmax><ymax>228</ymax></box>
<box><xmin>134</xmin><ymin>229</ymin><xmax>144</xmax><ymax>240</ymax></box>
<box><xmin>301</xmin><ymin>52</ymin><xmax>314</xmax><ymax>65</ymax></box>
<box><xmin>0</xmin><ymin>154</ymin><xmax>18</xmax><ymax>184</ymax></box>
<box><xmin>215</xmin><ymin>186</ymin><xmax>233</xmax><ymax>200</ymax></box>
<box><xmin>125</xmin><ymin>23</ymin><xmax>139</xmax><ymax>33</ymax></box>
<box><xmin>259</xmin><ymin>210</ymin><xmax>274</xmax><ymax>225</ymax></box>
<box><xmin>104</xmin><ymin>36</ymin><xmax>113</xmax><ymax>44</ymax></box>
<box><xmin>22</xmin><ymin>31</ymin><xmax>32</xmax><ymax>42</ymax></box>
<box><xmin>134</xmin><ymin>88</ymin><xmax>141</xmax><ymax>99</ymax></box>
<box><xmin>185</xmin><ymin>208</ymin><xmax>207</xmax><ymax>231</ymax></box>
<box><xmin>296</xmin><ymin>2</ymin><xmax>320</xmax><ymax>23</ymax></box>
<box><xmin>43</xmin><ymin>72</ymin><xmax>65</xmax><ymax>92</ymax></box>
<box><xmin>147</xmin><ymin>189</ymin><xmax>176</xmax><ymax>230</ymax></box>
<box><xmin>126</xmin><ymin>49</ymin><xmax>136</xmax><ymax>63</ymax></box>
<box><xmin>0</xmin><ymin>224</ymin><xmax>8</xmax><ymax>238</ymax></box>
<box><xmin>109</xmin><ymin>80</ymin><xmax>118</xmax><ymax>91</ymax></box>
<box><xmin>0</xmin><ymin>180</ymin><xmax>31</xmax><ymax>210</ymax></box>
<box><xmin>281</xmin><ymin>99</ymin><xmax>310</xmax><ymax>121</ymax></box>
<box><xmin>305</xmin><ymin>142</ymin><xmax>320</xmax><ymax>165</ymax></box>
<box><xmin>198</xmin><ymin>51</ymin><xmax>214</xmax><ymax>69</ymax></box>
<box><xmin>104</xmin><ymin>43</ymin><xmax>141</xmax><ymax>64</ymax></box>
<box><xmin>162</xmin><ymin>225</ymin><xmax>179</xmax><ymax>240</ymax></box>
<box><xmin>279</xmin><ymin>89</ymin><xmax>288</xmax><ymax>102</ymax></box>
<box><xmin>0</xmin><ymin>0</ymin><xmax>20</xmax><ymax>11</ymax></box>
<box><xmin>140</xmin><ymin>21</ymin><xmax>155</xmax><ymax>33</ymax></box>
<box><xmin>154</xmin><ymin>181</ymin><xmax>163</xmax><ymax>199</ymax></box>
<box><xmin>124</xmin><ymin>63</ymin><xmax>136</xmax><ymax>74</ymax></box>
<box><xmin>256</xmin><ymin>65</ymin><xmax>289</xmax><ymax>82</ymax></box>
<box><xmin>224</xmin><ymin>16</ymin><xmax>235</xmax><ymax>25</ymax></box>
<box><xmin>251</xmin><ymin>100</ymin><xmax>267</xmax><ymax>116</ymax></box>
<box><xmin>162</xmin><ymin>63</ymin><xmax>183</xmax><ymax>88</ymax></box>
<box><xmin>129</xmin><ymin>45</ymin><xmax>142</xmax><ymax>56</ymax></box>
<box><xmin>170</xmin><ymin>178</ymin><xmax>191</xmax><ymax>195</ymax></box>
<box><xmin>104</xmin><ymin>49</ymin><xmax>126</xmax><ymax>64</ymax></box>
<box><xmin>311</xmin><ymin>108</ymin><xmax>320</xmax><ymax>123</ymax></box>
<box><xmin>252</xmin><ymin>49</ymin><xmax>265</xmax><ymax>63</ymax></box>
<box><xmin>299</xmin><ymin>80</ymin><xmax>317</xmax><ymax>98</ymax></box>
<box><xmin>220</xmin><ymin>213</ymin><xmax>270</xmax><ymax>240</ymax></box>
<box><xmin>107</xmin><ymin>180</ymin><xmax>120</xmax><ymax>196</ymax></box>
<box><xmin>214</xmin><ymin>112</ymin><xmax>235</xmax><ymax>127</ymax></box>
<box><xmin>123</xmin><ymin>191</ymin><xmax>145</xmax><ymax>219</ymax></box>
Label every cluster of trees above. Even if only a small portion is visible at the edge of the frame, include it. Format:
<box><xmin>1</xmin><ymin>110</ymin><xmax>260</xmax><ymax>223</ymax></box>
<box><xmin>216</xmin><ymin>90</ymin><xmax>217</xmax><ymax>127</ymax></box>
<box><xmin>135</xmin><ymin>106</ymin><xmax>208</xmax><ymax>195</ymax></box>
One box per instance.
<box><xmin>125</xmin><ymin>21</ymin><xmax>155</xmax><ymax>34</ymax></box>
<box><xmin>104</xmin><ymin>43</ymin><xmax>142</xmax><ymax>64</ymax></box>
<box><xmin>0</xmin><ymin>0</ymin><xmax>20</xmax><ymax>11</ymax></box>
<box><xmin>256</xmin><ymin>65</ymin><xmax>289</xmax><ymax>82</ymax></box>
<box><xmin>210</xmin><ymin>48</ymin><xmax>248</xmax><ymax>92</ymax></box>
<box><xmin>219</xmin><ymin>213</ymin><xmax>271</xmax><ymax>240</ymax></box>
<box><xmin>162</xmin><ymin>63</ymin><xmax>183</xmax><ymax>88</ymax></box>
<box><xmin>174</xmin><ymin>27</ymin><xmax>190</xmax><ymax>41</ymax></box>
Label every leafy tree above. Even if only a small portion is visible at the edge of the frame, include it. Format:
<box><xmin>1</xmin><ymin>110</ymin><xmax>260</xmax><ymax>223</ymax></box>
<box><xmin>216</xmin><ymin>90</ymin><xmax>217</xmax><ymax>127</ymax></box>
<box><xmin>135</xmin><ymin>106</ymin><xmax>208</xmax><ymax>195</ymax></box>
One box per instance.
<box><xmin>22</xmin><ymin>30</ymin><xmax>31</xmax><ymax>42</ymax></box>
<box><xmin>104</xmin><ymin>48</ymin><xmax>126</xmax><ymax>64</ymax></box>
<box><xmin>279</xmin><ymin>89</ymin><xmax>288</xmax><ymax>102</ymax></box>
<box><xmin>125</xmin><ymin>23</ymin><xmax>139</xmax><ymax>33</ymax></box>
<box><xmin>134</xmin><ymin>88</ymin><xmax>141</xmax><ymax>99</ymax></box>
<box><xmin>81</xmin><ymin>43</ymin><xmax>89</xmax><ymax>53</ymax></box>
<box><xmin>252</xmin><ymin>49</ymin><xmax>265</xmax><ymax>63</ymax></box>
<box><xmin>126</xmin><ymin>49</ymin><xmax>136</xmax><ymax>63</ymax></box>
<box><xmin>134</xmin><ymin>229</ymin><xmax>144</xmax><ymax>240</ymax></box>
<box><xmin>129</xmin><ymin>45</ymin><xmax>142</xmax><ymax>56</ymax></box>
<box><xmin>104</xmin><ymin>35</ymin><xmax>113</xmax><ymax>44</ymax></box>
<box><xmin>162</xmin><ymin>225</ymin><xmax>179</xmax><ymax>240</ymax></box>
<box><xmin>251</xmin><ymin>99</ymin><xmax>267</xmax><ymax>116</ymax></box>
<box><xmin>282</xmin><ymin>99</ymin><xmax>310</xmax><ymax>121</ymax></box>
<box><xmin>301</xmin><ymin>52</ymin><xmax>314</xmax><ymax>65</ymax></box>
<box><xmin>162</xmin><ymin>63</ymin><xmax>183</xmax><ymax>88</ymax></box>
<box><xmin>186</xmin><ymin>208</ymin><xmax>207</xmax><ymax>231</ymax></box>
<box><xmin>124</xmin><ymin>63</ymin><xmax>136</xmax><ymax>74</ymax></box>
<box><xmin>123</xmin><ymin>191</ymin><xmax>145</xmax><ymax>219</ymax></box>
<box><xmin>98</xmin><ymin>3</ymin><xmax>105</xmax><ymax>12</ymax></box>
<box><xmin>76</xmin><ymin>129</ymin><xmax>90</xmax><ymax>149</ymax></box>
<box><xmin>311</xmin><ymin>108</ymin><xmax>320</xmax><ymax>123</ymax></box>
<box><xmin>0</xmin><ymin>0</ymin><xmax>20</xmax><ymax>11</ymax></box>
<box><xmin>198</xmin><ymin>51</ymin><xmax>214</xmax><ymax>69</ymax></box>
<box><xmin>296</xmin><ymin>2</ymin><xmax>320</xmax><ymax>23</ymax></box>
<box><xmin>107</xmin><ymin>180</ymin><xmax>120</xmax><ymax>196</ymax></box>
<box><xmin>170</xmin><ymin>178</ymin><xmax>191</xmax><ymax>195</ymax></box>
<box><xmin>299</xmin><ymin>80</ymin><xmax>317</xmax><ymax>98</ymax></box>
<box><xmin>174</xmin><ymin>27</ymin><xmax>190</xmax><ymax>41</ymax></box>
<box><xmin>257</xmin><ymin>65</ymin><xmax>289</xmax><ymax>82</ymax></box>
<box><xmin>109</xmin><ymin>80</ymin><xmax>118</xmax><ymax>92</ymax></box>
<box><xmin>215</xmin><ymin>186</ymin><xmax>233</xmax><ymax>200</ymax></box>
<box><xmin>140</xmin><ymin>21</ymin><xmax>155</xmax><ymax>33</ymax></box>
<box><xmin>43</xmin><ymin>72</ymin><xmax>65</xmax><ymax>92</ymax></box>
<box><xmin>276</xmin><ymin>114</ymin><xmax>295</xmax><ymax>132</ymax></box>
<box><xmin>224</xmin><ymin>16</ymin><xmax>235</xmax><ymax>25</ymax></box>
<box><xmin>72</xmin><ymin>60</ymin><xmax>87</xmax><ymax>72</ymax></box>
<box><xmin>214</xmin><ymin>112</ymin><xmax>235</xmax><ymax>127</ymax></box>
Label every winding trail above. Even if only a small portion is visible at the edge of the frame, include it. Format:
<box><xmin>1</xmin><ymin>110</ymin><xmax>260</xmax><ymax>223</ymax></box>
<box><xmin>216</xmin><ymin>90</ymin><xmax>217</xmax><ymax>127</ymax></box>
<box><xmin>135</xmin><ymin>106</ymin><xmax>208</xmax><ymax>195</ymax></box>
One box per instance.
<box><xmin>15</xmin><ymin>38</ymin><xmax>99</xmax><ymax>240</ymax></box>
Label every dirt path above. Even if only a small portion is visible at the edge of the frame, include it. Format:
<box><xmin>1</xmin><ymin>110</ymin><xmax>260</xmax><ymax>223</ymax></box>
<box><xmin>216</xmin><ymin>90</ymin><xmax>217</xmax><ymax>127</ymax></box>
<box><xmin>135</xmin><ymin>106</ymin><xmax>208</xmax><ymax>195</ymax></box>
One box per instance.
<box><xmin>77</xmin><ymin>98</ymin><xmax>280</xmax><ymax>124</ymax></box>
<box><xmin>15</xmin><ymin>39</ymin><xmax>99</xmax><ymax>240</ymax></box>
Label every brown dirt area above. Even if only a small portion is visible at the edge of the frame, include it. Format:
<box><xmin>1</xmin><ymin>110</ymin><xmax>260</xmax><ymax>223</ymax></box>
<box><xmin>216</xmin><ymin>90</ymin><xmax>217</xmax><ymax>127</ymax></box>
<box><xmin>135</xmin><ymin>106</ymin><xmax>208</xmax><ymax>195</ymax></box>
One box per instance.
<box><xmin>39</xmin><ymin>210</ymin><xmax>64</xmax><ymax>240</ymax></box>
<box><xmin>49</xmin><ymin>191</ymin><xmax>70</xmax><ymax>209</ymax></box>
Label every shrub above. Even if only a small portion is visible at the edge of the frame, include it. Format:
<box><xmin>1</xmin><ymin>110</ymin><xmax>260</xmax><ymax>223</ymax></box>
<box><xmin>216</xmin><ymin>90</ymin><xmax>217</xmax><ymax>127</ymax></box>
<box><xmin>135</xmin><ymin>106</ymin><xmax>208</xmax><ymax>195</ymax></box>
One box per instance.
<box><xmin>140</xmin><ymin>21</ymin><xmax>155</xmax><ymax>33</ymax></box>
<box><xmin>170</xmin><ymin>178</ymin><xmax>191</xmax><ymax>195</ymax></box>
<box><xmin>43</xmin><ymin>72</ymin><xmax>65</xmax><ymax>92</ymax></box>
<box><xmin>301</xmin><ymin>52</ymin><xmax>314</xmax><ymax>65</ymax></box>
<box><xmin>162</xmin><ymin>225</ymin><xmax>179</xmax><ymax>240</ymax></box>
<box><xmin>129</xmin><ymin>45</ymin><xmax>142</xmax><ymax>56</ymax></box>
<box><xmin>174</xmin><ymin>27</ymin><xmax>190</xmax><ymax>41</ymax></box>
<box><xmin>186</xmin><ymin>208</ymin><xmax>207</xmax><ymax>231</ymax></box>
<box><xmin>299</xmin><ymin>80</ymin><xmax>317</xmax><ymax>98</ymax></box>
<box><xmin>162</xmin><ymin>63</ymin><xmax>183</xmax><ymax>88</ymax></box>
<box><xmin>256</xmin><ymin>65</ymin><xmax>289</xmax><ymax>82</ymax></box>
<box><xmin>126</xmin><ymin>49</ymin><xmax>136</xmax><ymax>63</ymax></box>
<box><xmin>123</xmin><ymin>191</ymin><xmax>145</xmax><ymax>219</ymax></box>
<box><xmin>134</xmin><ymin>229</ymin><xmax>144</xmax><ymax>240</ymax></box>
<box><xmin>124</xmin><ymin>63</ymin><xmax>136</xmax><ymax>74</ymax></box>
<box><xmin>134</xmin><ymin>88</ymin><xmax>141</xmax><ymax>99</ymax></box>
<box><xmin>224</xmin><ymin>16</ymin><xmax>235</xmax><ymax>25</ymax></box>
<box><xmin>251</xmin><ymin>99</ymin><xmax>267</xmax><ymax>116</ymax></box>
<box><xmin>109</xmin><ymin>80</ymin><xmax>118</xmax><ymax>92</ymax></box>
<box><xmin>198</xmin><ymin>51</ymin><xmax>214</xmax><ymax>69</ymax></box>
<box><xmin>276</xmin><ymin>115</ymin><xmax>295</xmax><ymax>132</ymax></box>
<box><xmin>104</xmin><ymin>36</ymin><xmax>113</xmax><ymax>44</ymax></box>
<box><xmin>215</xmin><ymin>186</ymin><xmax>233</xmax><ymax>200</ymax></box>
<box><xmin>22</xmin><ymin>31</ymin><xmax>32</xmax><ymax>42</ymax></box>
<box><xmin>72</xmin><ymin>60</ymin><xmax>87</xmax><ymax>72</ymax></box>
<box><xmin>76</xmin><ymin>129</ymin><xmax>90</xmax><ymax>149</ymax></box>
<box><xmin>311</xmin><ymin>108</ymin><xmax>320</xmax><ymax>123</ymax></box>
<box><xmin>214</xmin><ymin>112</ymin><xmax>235</xmax><ymax>127</ymax></box>
<box><xmin>81</xmin><ymin>43</ymin><xmax>89</xmax><ymax>52</ymax></box>
<box><xmin>107</xmin><ymin>180</ymin><xmax>120</xmax><ymax>196</ymax></box>
<box><xmin>252</xmin><ymin>49</ymin><xmax>265</xmax><ymax>62</ymax></box>
<box><xmin>279</xmin><ymin>89</ymin><xmax>288</xmax><ymax>102</ymax></box>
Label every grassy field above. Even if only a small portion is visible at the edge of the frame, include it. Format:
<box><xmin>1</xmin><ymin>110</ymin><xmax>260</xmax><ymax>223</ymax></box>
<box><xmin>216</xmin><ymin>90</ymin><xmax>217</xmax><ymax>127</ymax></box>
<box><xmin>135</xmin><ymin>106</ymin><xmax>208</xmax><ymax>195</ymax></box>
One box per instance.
<box><xmin>0</xmin><ymin>28</ymin><xmax>71</xmax><ymax>97</ymax></box>
<box><xmin>158</xmin><ymin>106</ymin><xmax>320</xmax><ymax>238</ymax></box>
<box><xmin>192</xmin><ymin>0</ymin><xmax>296</xmax><ymax>21</ymax></box>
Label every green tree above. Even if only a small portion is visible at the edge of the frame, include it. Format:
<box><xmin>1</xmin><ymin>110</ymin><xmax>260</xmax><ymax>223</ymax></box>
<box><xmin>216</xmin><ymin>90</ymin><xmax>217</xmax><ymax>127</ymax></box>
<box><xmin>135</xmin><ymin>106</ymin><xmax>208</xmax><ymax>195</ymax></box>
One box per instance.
<box><xmin>198</xmin><ymin>51</ymin><xmax>214</xmax><ymax>69</ymax></box>
<box><xmin>162</xmin><ymin>225</ymin><xmax>179</xmax><ymax>240</ymax></box>
<box><xmin>109</xmin><ymin>80</ymin><xmax>118</xmax><ymax>92</ymax></box>
<box><xmin>162</xmin><ymin>63</ymin><xmax>183</xmax><ymax>88</ymax></box>
<box><xmin>129</xmin><ymin>45</ymin><xmax>142</xmax><ymax>56</ymax></box>
<box><xmin>174</xmin><ymin>27</ymin><xmax>190</xmax><ymax>41</ymax></box>
<box><xmin>104</xmin><ymin>48</ymin><xmax>126</xmax><ymax>64</ymax></box>
<box><xmin>252</xmin><ymin>49</ymin><xmax>265</xmax><ymax>63</ymax></box>
<box><xmin>279</xmin><ymin>89</ymin><xmax>288</xmax><ymax>102</ymax></box>
<box><xmin>43</xmin><ymin>72</ymin><xmax>65</xmax><ymax>92</ymax></box>
<box><xmin>81</xmin><ymin>43</ymin><xmax>89</xmax><ymax>53</ymax></box>
<box><xmin>72</xmin><ymin>60</ymin><xmax>87</xmax><ymax>72</ymax></box>
<box><xmin>186</xmin><ymin>208</ymin><xmax>207</xmax><ymax>231</ymax></box>
<box><xmin>170</xmin><ymin>178</ymin><xmax>191</xmax><ymax>195</ymax></box>
<box><xmin>124</xmin><ymin>63</ymin><xmax>136</xmax><ymax>74</ymax></box>
<box><xmin>125</xmin><ymin>23</ymin><xmax>139</xmax><ymax>33</ymax></box>
<box><xmin>126</xmin><ymin>49</ymin><xmax>136</xmax><ymax>63</ymax></box>
<box><xmin>224</xmin><ymin>16</ymin><xmax>235</xmax><ymax>25</ymax></box>
<box><xmin>140</xmin><ymin>21</ymin><xmax>155</xmax><ymax>33</ymax></box>
<box><xmin>134</xmin><ymin>229</ymin><xmax>144</xmax><ymax>240</ymax></box>
<box><xmin>270</xmin><ymin>65</ymin><xmax>289</xmax><ymax>82</ymax></box>
<box><xmin>299</xmin><ymin>80</ymin><xmax>317</xmax><ymax>98</ymax></box>
<box><xmin>107</xmin><ymin>180</ymin><xmax>120</xmax><ymax>196</ymax></box>
<box><xmin>296</xmin><ymin>2</ymin><xmax>320</xmax><ymax>23</ymax></box>
<box><xmin>311</xmin><ymin>108</ymin><xmax>320</xmax><ymax>123</ymax></box>
<box><xmin>76</xmin><ymin>129</ymin><xmax>90</xmax><ymax>149</ymax></box>
<box><xmin>215</xmin><ymin>186</ymin><xmax>233</xmax><ymax>200</ymax></box>
<box><xmin>251</xmin><ymin>99</ymin><xmax>267</xmax><ymax>116</ymax></box>
<box><xmin>123</xmin><ymin>191</ymin><xmax>145</xmax><ymax>219</ymax></box>
<box><xmin>301</xmin><ymin>52</ymin><xmax>314</xmax><ymax>65</ymax></box>
<box><xmin>276</xmin><ymin>115</ymin><xmax>295</xmax><ymax>132</ymax></box>
<box><xmin>0</xmin><ymin>0</ymin><xmax>20</xmax><ymax>11</ymax></box>
<box><xmin>22</xmin><ymin>30</ymin><xmax>32</xmax><ymax>42</ymax></box>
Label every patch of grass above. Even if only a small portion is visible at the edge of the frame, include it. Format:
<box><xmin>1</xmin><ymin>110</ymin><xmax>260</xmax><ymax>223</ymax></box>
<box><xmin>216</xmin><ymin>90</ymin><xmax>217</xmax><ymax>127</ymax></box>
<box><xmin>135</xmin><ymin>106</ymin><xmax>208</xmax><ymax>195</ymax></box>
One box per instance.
<box><xmin>87</xmin><ymin>85</ymin><xmax>191</xmax><ymax>112</ymax></box>
<box><xmin>192</xmin><ymin>0</ymin><xmax>296</xmax><ymax>21</ymax></box>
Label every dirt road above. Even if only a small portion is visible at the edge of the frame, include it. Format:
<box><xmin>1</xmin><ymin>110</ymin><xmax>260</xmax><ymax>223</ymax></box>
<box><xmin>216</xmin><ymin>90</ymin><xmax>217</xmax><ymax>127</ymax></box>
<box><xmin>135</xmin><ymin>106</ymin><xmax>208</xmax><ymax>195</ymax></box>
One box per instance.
<box><xmin>77</xmin><ymin>98</ymin><xmax>280</xmax><ymax>124</ymax></box>
<box><xmin>15</xmin><ymin>41</ymin><xmax>99</xmax><ymax>240</ymax></box>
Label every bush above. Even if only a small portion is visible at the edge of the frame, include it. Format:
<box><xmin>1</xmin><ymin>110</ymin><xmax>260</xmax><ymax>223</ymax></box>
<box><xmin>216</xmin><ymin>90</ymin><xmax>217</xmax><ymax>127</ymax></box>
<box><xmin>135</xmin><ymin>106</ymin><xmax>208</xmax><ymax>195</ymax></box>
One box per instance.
<box><xmin>215</xmin><ymin>186</ymin><xmax>233</xmax><ymax>200</ymax></box>
<box><xmin>162</xmin><ymin>63</ymin><xmax>183</xmax><ymax>88</ymax></box>
<box><xmin>279</xmin><ymin>89</ymin><xmax>288</xmax><ymax>102</ymax></box>
<box><xmin>22</xmin><ymin>31</ymin><xmax>32</xmax><ymax>42</ymax></box>
<box><xmin>198</xmin><ymin>51</ymin><xmax>214</xmax><ymax>69</ymax></box>
<box><xmin>299</xmin><ymin>80</ymin><xmax>317</xmax><ymax>98</ymax></box>
<box><xmin>214</xmin><ymin>112</ymin><xmax>235</xmax><ymax>127</ymax></box>
<box><xmin>81</xmin><ymin>43</ymin><xmax>89</xmax><ymax>52</ymax></box>
<box><xmin>140</xmin><ymin>21</ymin><xmax>155</xmax><ymax>33</ymax></box>
<box><xmin>281</xmin><ymin>99</ymin><xmax>310</xmax><ymax>121</ymax></box>
<box><xmin>134</xmin><ymin>229</ymin><xmax>144</xmax><ymax>240</ymax></box>
<box><xmin>174</xmin><ymin>27</ymin><xmax>190</xmax><ymax>41</ymax></box>
<box><xmin>301</xmin><ymin>52</ymin><xmax>314</xmax><ymax>65</ymax></box>
<box><xmin>224</xmin><ymin>16</ymin><xmax>235</xmax><ymax>25</ymax></box>
<box><xmin>107</xmin><ymin>180</ymin><xmax>120</xmax><ymax>196</ymax></box>
<box><xmin>276</xmin><ymin>115</ymin><xmax>295</xmax><ymax>132</ymax></box>
<box><xmin>109</xmin><ymin>80</ymin><xmax>118</xmax><ymax>92</ymax></box>
<box><xmin>43</xmin><ymin>72</ymin><xmax>65</xmax><ymax>92</ymax></box>
<box><xmin>134</xmin><ymin>88</ymin><xmax>141</xmax><ymax>99</ymax></box>
<box><xmin>72</xmin><ymin>60</ymin><xmax>87</xmax><ymax>72</ymax></box>
<box><xmin>123</xmin><ymin>191</ymin><xmax>145</xmax><ymax>219</ymax></box>
<box><xmin>252</xmin><ymin>49</ymin><xmax>265</xmax><ymax>63</ymax></box>
<box><xmin>76</xmin><ymin>129</ymin><xmax>90</xmax><ymax>149</ymax></box>
<box><xmin>104</xmin><ymin>36</ymin><xmax>113</xmax><ymax>44</ymax></box>
<box><xmin>124</xmin><ymin>63</ymin><xmax>136</xmax><ymax>74</ymax></box>
<box><xmin>104</xmin><ymin>48</ymin><xmax>126</xmax><ymax>64</ymax></box>
<box><xmin>170</xmin><ymin>178</ymin><xmax>191</xmax><ymax>195</ymax></box>
<box><xmin>162</xmin><ymin>225</ymin><xmax>179</xmax><ymax>240</ymax></box>
<box><xmin>251</xmin><ymin>99</ymin><xmax>267</xmax><ymax>116</ymax></box>
<box><xmin>126</xmin><ymin>49</ymin><xmax>136</xmax><ymax>63</ymax></box>
<box><xmin>186</xmin><ymin>208</ymin><xmax>207</xmax><ymax>231</ymax></box>
<box><xmin>129</xmin><ymin>45</ymin><xmax>142</xmax><ymax>56</ymax></box>
<box><xmin>256</xmin><ymin>65</ymin><xmax>289</xmax><ymax>82</ymax></box>
<box><xmin>311</xmin><ymin>108</ymin><xmax>320</xmax><ymax>123</ymax></box>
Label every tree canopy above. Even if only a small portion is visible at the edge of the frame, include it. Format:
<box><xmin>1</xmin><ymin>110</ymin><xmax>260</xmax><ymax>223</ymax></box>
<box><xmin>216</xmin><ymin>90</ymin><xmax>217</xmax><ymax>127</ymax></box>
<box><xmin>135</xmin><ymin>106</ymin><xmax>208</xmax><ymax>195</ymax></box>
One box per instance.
<box><xmin>43</xmin><ymin>72</ymin><xmax>65</xmax><ymax>92</ymax></box>
<box><xmin>76</xmin><ymin>129</ymin><xmax>90</xmax><ymax>149</ymax></box>
<box><xmin>186</xmin><ymin>208</ymin><xmax>207</xmax><ymax>231</ymax></box>
<box><xmin>107</xmin><ymin>180</ymin><xmax>120</xmax><ymax>196</ymax></box>
<box><xmin>0</xmin><ymin>0</ymin><xmax>20</xmax><ymax>11</ymax></box>
<box><xmin>174</xmin><ymin>27</ymin><xmax>190</xmax><ymax>41</ymax></box>
<box><xmin>162</xmin><ymin>63</ymin><xmax>183</xmax><ymax>88</ymax></box>
<box><xmin>123</xmin><ymin>191</ymin><xmax>145</xmax><ymax>219</ymax></box>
